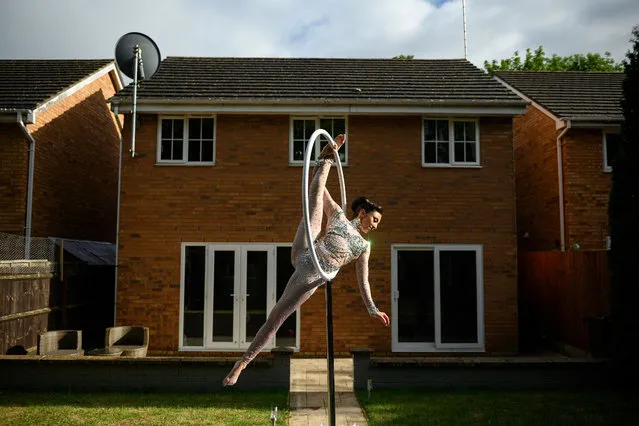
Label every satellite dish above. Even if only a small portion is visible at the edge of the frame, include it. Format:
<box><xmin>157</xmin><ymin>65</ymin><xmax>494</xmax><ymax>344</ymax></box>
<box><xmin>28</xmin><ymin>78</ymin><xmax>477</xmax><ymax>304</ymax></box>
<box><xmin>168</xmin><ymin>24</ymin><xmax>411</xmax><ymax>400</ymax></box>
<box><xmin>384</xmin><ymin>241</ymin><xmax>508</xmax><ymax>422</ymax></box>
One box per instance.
<box><xmin>114</xmin><ymin>32</ymin><xmax>161</xmax><ymax>157</ymax></box>
<box><xmin>114</xmin><ymin>32</ymin><xmax>161</xmax><ymax>80</ymax></box>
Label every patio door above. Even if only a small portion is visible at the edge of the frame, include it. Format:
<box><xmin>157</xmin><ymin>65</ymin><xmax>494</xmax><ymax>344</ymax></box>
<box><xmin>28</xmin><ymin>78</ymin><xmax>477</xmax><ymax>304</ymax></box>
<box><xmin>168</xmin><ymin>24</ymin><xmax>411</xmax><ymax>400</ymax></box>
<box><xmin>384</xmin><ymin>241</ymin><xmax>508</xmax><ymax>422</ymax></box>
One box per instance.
<box><xmin>391</xmin><ymin>245</ymin><xmax>484</xmax><ymax>352</ymax></box>
<box><xmin>207</xmin><ymin>245</ymin><xmax>276</xmax><ymax>350</ymax></box>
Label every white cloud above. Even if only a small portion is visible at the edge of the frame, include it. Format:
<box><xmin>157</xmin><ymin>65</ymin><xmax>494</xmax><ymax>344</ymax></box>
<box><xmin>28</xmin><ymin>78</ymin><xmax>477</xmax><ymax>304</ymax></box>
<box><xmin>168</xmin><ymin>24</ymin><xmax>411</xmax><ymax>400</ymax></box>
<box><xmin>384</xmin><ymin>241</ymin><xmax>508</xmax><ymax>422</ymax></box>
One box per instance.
<box><xmin>0</xmin><ymin>0</ymin><xmax>636</xmax><ymax>68</ymax></box>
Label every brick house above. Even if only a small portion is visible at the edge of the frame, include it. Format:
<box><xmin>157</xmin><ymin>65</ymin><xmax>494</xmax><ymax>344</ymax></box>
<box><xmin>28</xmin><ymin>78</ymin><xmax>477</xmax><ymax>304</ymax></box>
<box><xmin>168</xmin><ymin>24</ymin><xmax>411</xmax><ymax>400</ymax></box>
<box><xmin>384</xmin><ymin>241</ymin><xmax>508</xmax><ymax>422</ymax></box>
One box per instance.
<box><xmin>0</xmin><ymin>59</ymin><xmax>123</xmax><ymax>248</ymax></box>
<box><xmin>494</xmin><ymin>71</ymin><xmax>624</xmax><ymax>251</ymax></box>
<box><xmin>110</xmin><ymin>57</ymin><xmax>527</xmax><ymax>357</ymax></box>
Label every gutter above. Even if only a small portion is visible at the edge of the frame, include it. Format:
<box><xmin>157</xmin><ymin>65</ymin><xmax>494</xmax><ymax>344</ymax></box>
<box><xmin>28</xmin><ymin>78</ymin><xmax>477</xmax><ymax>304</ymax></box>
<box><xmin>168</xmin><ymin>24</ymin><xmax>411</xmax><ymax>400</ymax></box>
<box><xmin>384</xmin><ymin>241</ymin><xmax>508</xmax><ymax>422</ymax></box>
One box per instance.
<box><xmin>112</xmin><ymin>104</ymin><xmax>124</xmax><ymax>326</ymax></box>
<box><xmin>556</xmin><ymin>121</ymin><xmax>571</xmax><ymax>252</ymax></box>
<box><xmin>16</xmin><ymin>112</ymin><xmax>36</xmax><ymax>259</ymax></box>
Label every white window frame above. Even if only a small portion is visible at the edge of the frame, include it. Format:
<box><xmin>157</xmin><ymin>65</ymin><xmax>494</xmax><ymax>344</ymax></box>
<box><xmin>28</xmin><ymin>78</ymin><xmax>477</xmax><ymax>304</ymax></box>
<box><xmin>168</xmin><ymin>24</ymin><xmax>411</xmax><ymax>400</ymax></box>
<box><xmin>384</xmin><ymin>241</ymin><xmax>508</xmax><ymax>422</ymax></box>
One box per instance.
<box><xmin>289</xmin><ymin>116</ymin><xmax>348</xmax><ymax>166</ymax></box>
<box><xmin>179</xmin><ymin>242</ymin><xmax>300</xmax><ymax>352</ymax></box>
<box><xmin>157</xmin><ymin>115</ymin><xmax>216</xmax><ymax>165</ymax></box>
<box><xmin>422</xmin><ymin>117</ymin><xmax>481</xmax><ymax>168</ymax></box>
<box><xmin>603</xmin><ymin>130</ymin><xmax>620</xmax><ymax>173</ymax></box>
<box><xmin>391</xmin><ymin>244</ymin><xmax>485</xmax><ymax>353</ymax></box>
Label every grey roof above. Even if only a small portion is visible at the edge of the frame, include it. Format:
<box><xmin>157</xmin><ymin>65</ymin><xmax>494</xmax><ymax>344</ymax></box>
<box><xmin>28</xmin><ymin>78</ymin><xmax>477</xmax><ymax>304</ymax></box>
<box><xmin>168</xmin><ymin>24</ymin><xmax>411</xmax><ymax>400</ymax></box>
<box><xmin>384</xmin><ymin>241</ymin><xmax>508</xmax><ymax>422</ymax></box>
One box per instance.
<box><xmin>111</xmin><ymin>57</ymin><xmax>525</xmax><ymax>106</ymax></box>
<box><xmin>50</xmin><ymin>237</ymin><xmax>115</xmax><ymax>266</ymax></box>
<box><xmin>495</xmin><ymin>71</ymin><xmax>625</xmax><ymax>122</ymax></box>
<box><xmin>0</xmin><ymin>59</ymin><xmax>113</xmax><ymax>111</ymax></box>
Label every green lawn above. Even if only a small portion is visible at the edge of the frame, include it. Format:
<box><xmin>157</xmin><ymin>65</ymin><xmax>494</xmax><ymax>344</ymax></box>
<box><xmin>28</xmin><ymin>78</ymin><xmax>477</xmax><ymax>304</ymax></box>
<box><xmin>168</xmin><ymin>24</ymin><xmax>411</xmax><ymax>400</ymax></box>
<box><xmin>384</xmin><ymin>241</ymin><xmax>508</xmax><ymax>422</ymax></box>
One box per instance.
<box><xmin>0</xmin><ymin>391</ymin><xmax>288</xmax><ymax>426</ymax></box>
<box><xmin>357</xmin><ymin>389</ymin><xmax>638</xmax><ymax>426</ymax></box>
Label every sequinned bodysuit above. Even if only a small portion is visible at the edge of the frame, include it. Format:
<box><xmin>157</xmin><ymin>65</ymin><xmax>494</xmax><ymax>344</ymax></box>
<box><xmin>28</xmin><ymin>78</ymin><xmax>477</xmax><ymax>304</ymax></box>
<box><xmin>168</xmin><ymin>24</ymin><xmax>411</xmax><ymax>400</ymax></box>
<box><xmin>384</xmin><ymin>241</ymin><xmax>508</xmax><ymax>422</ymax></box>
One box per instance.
<box><xmin>240</xmin><ymin>158</ymin><xmax>379</xmax><ymax>364</ymax></box>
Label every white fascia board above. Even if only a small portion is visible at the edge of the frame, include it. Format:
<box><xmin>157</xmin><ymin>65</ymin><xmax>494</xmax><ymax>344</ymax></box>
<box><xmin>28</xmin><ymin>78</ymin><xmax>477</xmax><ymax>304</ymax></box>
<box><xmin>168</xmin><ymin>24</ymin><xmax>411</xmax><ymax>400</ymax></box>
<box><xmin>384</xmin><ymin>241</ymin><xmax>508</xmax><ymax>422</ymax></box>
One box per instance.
<box><xmin>114</xmin><ymin>103</ymin><xmax>526</xmax><ymax>116</ymax></box>
<box><xmin>33</xmin><ymin>62</ymin><xmax>121</xmax><ymax>117</ymax></box>
<box><xmin>493</xmin><ymin>76</ymin><xmax>565</xmax><ymax>129</ymax></box>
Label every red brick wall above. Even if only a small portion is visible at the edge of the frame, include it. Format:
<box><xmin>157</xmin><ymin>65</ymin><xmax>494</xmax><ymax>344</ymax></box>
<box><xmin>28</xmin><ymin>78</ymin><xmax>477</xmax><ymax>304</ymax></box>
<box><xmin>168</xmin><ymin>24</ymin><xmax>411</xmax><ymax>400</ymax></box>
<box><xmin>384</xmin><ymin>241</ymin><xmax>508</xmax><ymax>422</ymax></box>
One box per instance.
<box><xmin>117</xmin><ymin>113</ymin><xmax>519</xmax><ymax>355</ymax></box>
<box><xmin>512</xmin><ymin>105</ymin><xmax>562</xmax><ymax>251</ymax></box>
<box><xmin>563</xmin><ymin>129</ymin><xmax>611</xmax><ymax>250</ymax></box>
<box><xmin>23</xmin><ymin>73</ymin><xmax>121</xmax><ymax>242</ymax></box>
<box><xmin>0</xmin><ymin>125</ymin><xmax>28</xmax><ymax>234</ymax></box>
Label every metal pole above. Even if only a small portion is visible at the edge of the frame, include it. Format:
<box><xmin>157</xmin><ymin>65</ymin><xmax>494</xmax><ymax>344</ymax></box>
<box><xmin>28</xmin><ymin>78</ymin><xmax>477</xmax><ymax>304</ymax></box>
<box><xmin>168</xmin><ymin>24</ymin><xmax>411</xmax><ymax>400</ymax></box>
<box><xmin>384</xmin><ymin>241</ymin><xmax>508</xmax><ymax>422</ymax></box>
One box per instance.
<box><xmin>325</xmin><ymin>280</ymin><xmax>336</xmax><ymax>426</ymax></box>
<box><xmin>130</xmin><ymin>45</ymin><xmax>140</xmax><ymax>157</ymax></box>
<box><xmin>462</xmin><ymin>0</ymin><xmax>468</xmax><ymax>59</ymax></box>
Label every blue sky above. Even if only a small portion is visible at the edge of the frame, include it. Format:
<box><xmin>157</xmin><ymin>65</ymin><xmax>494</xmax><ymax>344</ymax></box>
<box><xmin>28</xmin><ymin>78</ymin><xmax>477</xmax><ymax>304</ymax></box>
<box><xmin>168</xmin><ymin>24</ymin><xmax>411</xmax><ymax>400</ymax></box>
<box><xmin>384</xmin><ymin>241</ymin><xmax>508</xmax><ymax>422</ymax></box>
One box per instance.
<box><xmin>0</xmin><ymin>0</ymin><xmax>637</xmax><ymax>68</ymax></box>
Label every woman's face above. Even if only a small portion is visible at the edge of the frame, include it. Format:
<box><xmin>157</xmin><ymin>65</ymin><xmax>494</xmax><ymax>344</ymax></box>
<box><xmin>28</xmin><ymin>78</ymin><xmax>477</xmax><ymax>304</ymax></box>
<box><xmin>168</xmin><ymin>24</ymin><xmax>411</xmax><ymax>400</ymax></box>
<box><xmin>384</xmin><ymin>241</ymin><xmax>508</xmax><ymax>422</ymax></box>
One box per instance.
<box><xmin>358</xmin><ymin>210</ymin><xmax>382</xmax><ymax>233</ymax></box>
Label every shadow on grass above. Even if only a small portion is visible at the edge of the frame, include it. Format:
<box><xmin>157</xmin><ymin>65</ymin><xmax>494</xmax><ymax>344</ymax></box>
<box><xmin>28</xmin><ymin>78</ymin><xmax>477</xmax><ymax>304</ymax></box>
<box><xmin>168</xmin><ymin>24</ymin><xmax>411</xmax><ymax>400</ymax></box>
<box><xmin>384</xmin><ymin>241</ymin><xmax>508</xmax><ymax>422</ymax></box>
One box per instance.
<box><xmin>356</xmin><ymin>388</ymin><xmax>639</xmax><ymax>426</ymax></box>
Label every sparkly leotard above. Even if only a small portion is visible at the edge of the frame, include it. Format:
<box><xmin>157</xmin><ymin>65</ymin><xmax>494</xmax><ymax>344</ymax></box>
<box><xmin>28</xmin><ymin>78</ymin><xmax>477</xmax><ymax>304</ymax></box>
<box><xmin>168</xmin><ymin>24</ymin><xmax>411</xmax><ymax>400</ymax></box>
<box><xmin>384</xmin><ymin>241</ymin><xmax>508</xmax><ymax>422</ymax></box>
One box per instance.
<box><xmin>240</xmin><ymin>158</ymin><xmax>379</xmax><ymax>364</ymax></box>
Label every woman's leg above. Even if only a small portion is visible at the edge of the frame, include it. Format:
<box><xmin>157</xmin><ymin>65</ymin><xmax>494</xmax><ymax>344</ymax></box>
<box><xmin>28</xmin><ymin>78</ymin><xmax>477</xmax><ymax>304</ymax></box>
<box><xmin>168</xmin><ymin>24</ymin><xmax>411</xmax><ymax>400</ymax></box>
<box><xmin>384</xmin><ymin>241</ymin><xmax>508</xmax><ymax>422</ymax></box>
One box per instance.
<box><xmin>290</xmin><ymin>159</ymin><xmax>333</xmax><ymax>264</ymax></box>
<box><xmin>223</xmin><ymin>269</ymin><xmax>323</xmax><ymax>386</ymax></box>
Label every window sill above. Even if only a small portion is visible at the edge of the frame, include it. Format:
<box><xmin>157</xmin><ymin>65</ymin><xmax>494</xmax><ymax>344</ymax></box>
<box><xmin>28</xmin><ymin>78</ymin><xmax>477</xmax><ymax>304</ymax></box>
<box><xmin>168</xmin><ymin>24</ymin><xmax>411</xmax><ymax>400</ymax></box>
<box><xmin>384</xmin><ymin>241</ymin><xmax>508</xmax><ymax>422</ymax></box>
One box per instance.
<box><xmin>422</xmin><ymin>164</ymin><xmax>483</xmax><ymax>169</ymax></box>
<box><xmin>156</xmin><ymin>162</ymin><xmax>215</xmax><ymax>166</ymax></box>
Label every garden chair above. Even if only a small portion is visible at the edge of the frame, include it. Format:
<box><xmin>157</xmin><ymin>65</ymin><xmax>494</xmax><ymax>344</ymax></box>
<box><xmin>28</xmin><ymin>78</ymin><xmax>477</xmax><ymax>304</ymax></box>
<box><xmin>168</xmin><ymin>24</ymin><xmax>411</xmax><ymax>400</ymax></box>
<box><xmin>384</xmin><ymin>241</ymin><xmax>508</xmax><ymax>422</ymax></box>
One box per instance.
<box><xmin>105</xmin><ymin>326</ymin><xmax>149</xmax><ymax>357</ymax></box>
<box><xmin>38</xmin><ymin>330</ymin><xmax>84</xmax><ymax>356</ymax></box>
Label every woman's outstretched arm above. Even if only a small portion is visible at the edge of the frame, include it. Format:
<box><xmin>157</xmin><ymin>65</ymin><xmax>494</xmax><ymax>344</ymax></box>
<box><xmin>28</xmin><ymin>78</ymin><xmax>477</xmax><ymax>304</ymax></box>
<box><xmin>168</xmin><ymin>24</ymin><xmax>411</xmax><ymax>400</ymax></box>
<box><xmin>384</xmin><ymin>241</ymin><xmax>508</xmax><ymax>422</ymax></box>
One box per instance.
<box><xmin>356</xmin><ymin>246</ymin><xmax>390</xmax><ymax>326</ymax></box>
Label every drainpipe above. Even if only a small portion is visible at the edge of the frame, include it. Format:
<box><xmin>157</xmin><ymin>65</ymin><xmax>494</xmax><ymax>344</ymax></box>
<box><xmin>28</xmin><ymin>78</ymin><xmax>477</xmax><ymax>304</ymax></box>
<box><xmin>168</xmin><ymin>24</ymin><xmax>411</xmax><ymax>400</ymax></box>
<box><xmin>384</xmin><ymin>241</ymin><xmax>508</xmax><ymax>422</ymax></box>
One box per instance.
<box><xmin>113</xmin><ymin>104</ymin><xmax>124</xmax><ymax>326</ymax></box>
<box><xmin>556</xmin><ymin>121</ymin><xmax>571</xmax><ymax>251</ymax></box>
<box><xmin>17</xmin><ymin>113</ymin><xmax>35</xmax><ymax>259</ymax></box>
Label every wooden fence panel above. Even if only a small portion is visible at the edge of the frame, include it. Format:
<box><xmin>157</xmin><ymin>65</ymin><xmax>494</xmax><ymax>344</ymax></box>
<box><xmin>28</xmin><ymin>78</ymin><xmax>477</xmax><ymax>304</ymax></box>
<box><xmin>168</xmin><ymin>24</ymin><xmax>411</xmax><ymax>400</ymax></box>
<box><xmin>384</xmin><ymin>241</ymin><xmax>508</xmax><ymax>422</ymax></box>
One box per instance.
<box><xmin>518</xmin><ymin>251</ymin><xmax>611</xmax><ymax>352</ymax></box>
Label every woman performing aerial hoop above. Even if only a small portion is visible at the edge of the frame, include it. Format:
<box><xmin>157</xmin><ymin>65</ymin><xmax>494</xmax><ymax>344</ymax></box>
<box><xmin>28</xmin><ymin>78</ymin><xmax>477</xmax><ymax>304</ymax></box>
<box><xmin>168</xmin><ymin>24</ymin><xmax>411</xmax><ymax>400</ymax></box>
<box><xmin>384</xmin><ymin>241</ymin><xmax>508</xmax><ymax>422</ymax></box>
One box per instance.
<box><xmin>223</xmin><ymin>134</ymin><xmax>390</xmax><ymax>386</ymax></box>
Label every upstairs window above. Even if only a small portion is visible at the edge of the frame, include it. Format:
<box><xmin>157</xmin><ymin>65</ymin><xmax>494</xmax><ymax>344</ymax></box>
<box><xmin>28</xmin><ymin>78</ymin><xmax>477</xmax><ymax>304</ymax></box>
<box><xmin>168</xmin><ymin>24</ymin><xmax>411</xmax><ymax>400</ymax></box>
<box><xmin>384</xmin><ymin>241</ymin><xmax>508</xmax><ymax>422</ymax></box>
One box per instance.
<box><xmin>603</xmin><ymin>132</ymin><xmax>620</xmax><ymax>172</ymax></box>
<box><xmin>423</xmin><ymin>118</ymin><xmax>480</xmax><ymax>167</ymax></box>
<box><xmin>290</xmin><ymin>117</ymin><xmax>347</xmax><ymax>165</ymax></box>
<box><xmin>158</xmin><ymin>116</ymin><xmax>215</xmax><ymax>164</ymax></box>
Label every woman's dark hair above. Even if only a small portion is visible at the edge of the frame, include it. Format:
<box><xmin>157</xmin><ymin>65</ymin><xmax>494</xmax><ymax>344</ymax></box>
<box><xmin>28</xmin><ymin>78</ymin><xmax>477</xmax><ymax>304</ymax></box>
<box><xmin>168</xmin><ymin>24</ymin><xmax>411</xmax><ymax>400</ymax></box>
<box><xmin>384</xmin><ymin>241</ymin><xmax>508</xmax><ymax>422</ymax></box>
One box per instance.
<box><xmin>351</xmin><ymin>197</ymin><xmax>383</xmax><ymax>217</ymax></box>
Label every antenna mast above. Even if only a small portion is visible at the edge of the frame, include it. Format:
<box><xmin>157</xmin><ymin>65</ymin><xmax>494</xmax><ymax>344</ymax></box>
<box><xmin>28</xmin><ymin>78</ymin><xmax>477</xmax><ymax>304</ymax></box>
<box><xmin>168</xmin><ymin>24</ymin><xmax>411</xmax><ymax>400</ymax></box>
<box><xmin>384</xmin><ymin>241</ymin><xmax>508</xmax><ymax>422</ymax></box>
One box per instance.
<box><xmin>462</xmin><ymin>0</ymin><xmax>468</xmax><ymax>59</ymax></box>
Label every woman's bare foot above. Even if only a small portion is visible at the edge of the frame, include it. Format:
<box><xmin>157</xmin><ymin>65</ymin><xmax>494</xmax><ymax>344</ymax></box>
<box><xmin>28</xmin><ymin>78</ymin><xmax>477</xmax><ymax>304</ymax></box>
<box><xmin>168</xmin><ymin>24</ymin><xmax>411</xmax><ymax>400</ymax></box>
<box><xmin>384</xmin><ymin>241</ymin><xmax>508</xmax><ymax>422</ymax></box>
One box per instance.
<box><xmin>223</xmin><ymin>360</ymin><xmax>247</xmax><ymax>386</ymax></box>
<box><xmin>320</xmin><ymin>134</ymin><xmax>345</xmax><ymax>158</ymax></box>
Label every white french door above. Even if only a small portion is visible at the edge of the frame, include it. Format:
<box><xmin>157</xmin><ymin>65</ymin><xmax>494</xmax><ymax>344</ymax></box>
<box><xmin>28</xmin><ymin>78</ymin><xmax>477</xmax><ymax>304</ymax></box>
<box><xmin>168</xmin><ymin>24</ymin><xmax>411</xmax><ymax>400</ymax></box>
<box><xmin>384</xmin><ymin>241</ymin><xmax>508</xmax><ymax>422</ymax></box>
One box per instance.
<box><xmin>391</xmin><ymin>244</ymin><xmax>484</xmax><ymax>352</ymax></box>
<box><xmin>206</xmin><ymin>245</ymin><xmax>276</xmax><ymax>350</ymax></box>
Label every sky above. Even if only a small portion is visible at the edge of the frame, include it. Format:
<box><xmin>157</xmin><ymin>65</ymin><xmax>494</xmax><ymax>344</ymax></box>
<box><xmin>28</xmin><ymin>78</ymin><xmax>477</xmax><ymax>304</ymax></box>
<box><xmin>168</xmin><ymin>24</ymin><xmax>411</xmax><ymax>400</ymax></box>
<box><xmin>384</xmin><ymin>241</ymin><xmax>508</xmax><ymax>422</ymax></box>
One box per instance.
<box><xmin>0</xmin><ymin>0</ymin><xmax>637</xmax><ymax>70</ymax></box>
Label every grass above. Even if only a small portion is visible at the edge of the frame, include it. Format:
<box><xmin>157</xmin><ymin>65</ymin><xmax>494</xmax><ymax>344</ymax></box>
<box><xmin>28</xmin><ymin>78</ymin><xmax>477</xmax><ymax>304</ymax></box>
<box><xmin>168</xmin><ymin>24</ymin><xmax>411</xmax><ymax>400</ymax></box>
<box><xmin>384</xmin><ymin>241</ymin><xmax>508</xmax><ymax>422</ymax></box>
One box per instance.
<box><xmin>357</xmin><ymin>388</ymin><xmax>639</xmax><ymax>425</ymax></box>
<box><xmin>0</xmin><ymin>390</ymin><xmax>288</xmax><ymax>426</ymax></box>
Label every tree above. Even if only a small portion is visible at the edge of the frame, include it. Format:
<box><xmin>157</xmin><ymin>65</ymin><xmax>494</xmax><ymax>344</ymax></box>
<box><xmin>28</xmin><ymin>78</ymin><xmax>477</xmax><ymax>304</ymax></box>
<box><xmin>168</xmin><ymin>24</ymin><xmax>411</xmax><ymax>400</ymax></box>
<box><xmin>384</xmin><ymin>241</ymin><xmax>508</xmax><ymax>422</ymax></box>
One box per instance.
<box><xmin>608</xmin><ymin>25</ymin><xmax>639</xmax><ymax>373</ymax></box>
<box><xmin>483</xmin><ymin>45</ymin><xmax>624</xmax><ymax>73</ymax></box>
<box><xmin>392</xmin><ymin>54</ymin><xmax>414</xmax><ymax>60</ymax></box>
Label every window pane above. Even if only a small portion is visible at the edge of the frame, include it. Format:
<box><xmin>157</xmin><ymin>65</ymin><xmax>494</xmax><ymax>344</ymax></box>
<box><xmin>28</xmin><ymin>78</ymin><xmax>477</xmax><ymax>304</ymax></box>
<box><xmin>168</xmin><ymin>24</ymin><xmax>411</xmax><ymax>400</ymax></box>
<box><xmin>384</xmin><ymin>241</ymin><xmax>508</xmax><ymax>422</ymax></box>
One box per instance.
<box><xmin>333</xmin><ymin>119</ymin><xmax>346</xmax><ymax>135</ymax></box>
<box><xmin>454</xmin><ymin>142</ymin><xmax>465</xmax><ymax>162</ymax></box>
<box><xmin>189</xmin><ymin>118</ymin><xmax>201</xmax><ymax>140</ymax></box>
<box><xmin>183</xmin><ymin>246</ymin><xmax>205</xmax><ymax>347</ymax></box>
<box><xmin>465</xmin><ymin>142</ymin><xmax>477</xmax><ymax>163</ymax></box>
<box><xmin>304</xmin><ymin>120</ymin><xmax>316</xmax><ymax>139</ymax></box>
<box><xmin>173</xmin><ymin>119</ymin><xmax>184</xmax><ymax>139</ymax></box>
<box><xmin>161</xmin><ymin>120</ymin><xmax>172</xmax><ymax>139</ymax></box>
<box><xmin>437</xmin><ymin>142</ymin><xmax>449</xmax><ymax>163</ymax></box>
<box><xmin>606</xmin><ymin>133</ymin><xmax>620</xmax><ymax>168</ymax></box>
<box><xmin>454</xmin><ymin>121</ymin><xmax>465</xmax><ymax>141</ymax></box>
<box><xmin>161</xmin><ymin>140</ymin><xmax>172</xmax><ymax>160</ymax></box>
<box><xmin>320</xmin><ymin>118</ymin><xmax>332</xmax><ymax>133</ymax></box>
<box><xmin>276</xmin><ymin>247</ymin><xmax>296</xmax><ymax>347</ymax></box>
<box><xmin>293</xmin><ymin>140</ymin><xmax>305</xmax><ymax>161</ymax></box>
<box><xmin>245</xmin><ymin>251</ymin><xmax>268</xmax><ymax>343</ymax></box>
<box><xmin>424</xmin><ymin>120</ymin><xmax>436</xmax><ymax>141</ymax></box>
<box><xmin>213</xmin><ymin>251</ymin><xmax>235</xmax><ymax>342</ymax></box>
<box><xmin>424</xmin><ymin>142</ymin><xmax>436</xmax><ymax>163</ymax></box>
<box><xmin>188</xmin><ymin>140</ymin><xmax>201</xmax><ymax>162</ymax></box>
<box><xmin>436</xmin><ymin>120</ymin><xmax>449</xmax><ymax>141</ymax></box>
<box><xmin>293</xmin><ymin>120</ymin><xmax>304</xmax><ymax>140</ymax></box>
<box><xmin>465</xmin><ymin>121</ymin><xmax>476</xmax><ymax>141</ymax></box>
<box><xmin>202</xmin><ymin>118</ymin><xmax>214</xmax><ymax>139</ymax></box>
<box><xmin>397</xmin><ymin>250</ymin><xmax>435</xmax><ymax>343</ymax></box>
<box><xmin>440</xmin><ymin>250</ymin><xmax>478</xmax><ymax>344</ymax></box>
<box><xmin>173</xmin><ymin>140</ymin><xmax>183</xmax><ymax>160</ymax></box>
<box><xmin>202</xmin><ymin>140</ymin><xmax>214</xmax><ymax>162</ymax></box>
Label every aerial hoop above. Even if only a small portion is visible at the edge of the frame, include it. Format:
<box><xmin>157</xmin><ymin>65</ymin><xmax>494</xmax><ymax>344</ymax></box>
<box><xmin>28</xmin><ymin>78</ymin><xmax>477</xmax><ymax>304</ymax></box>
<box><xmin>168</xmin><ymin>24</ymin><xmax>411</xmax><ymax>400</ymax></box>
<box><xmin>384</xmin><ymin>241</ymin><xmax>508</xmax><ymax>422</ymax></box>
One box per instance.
<box><xmin>302</xmin><ymin>129</ymin><xmax>347</xmax><ymax>281</ymax></box>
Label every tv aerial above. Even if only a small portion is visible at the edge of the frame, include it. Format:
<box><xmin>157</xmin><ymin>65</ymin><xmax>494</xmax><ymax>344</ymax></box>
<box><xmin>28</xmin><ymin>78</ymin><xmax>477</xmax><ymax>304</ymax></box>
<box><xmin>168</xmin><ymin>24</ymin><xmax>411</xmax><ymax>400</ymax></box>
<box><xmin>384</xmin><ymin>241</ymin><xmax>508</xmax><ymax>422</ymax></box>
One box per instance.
<box><xmin>114</xmin><ymin>32</ymin><xmax>161</xmax><ymax>157</ymax></box>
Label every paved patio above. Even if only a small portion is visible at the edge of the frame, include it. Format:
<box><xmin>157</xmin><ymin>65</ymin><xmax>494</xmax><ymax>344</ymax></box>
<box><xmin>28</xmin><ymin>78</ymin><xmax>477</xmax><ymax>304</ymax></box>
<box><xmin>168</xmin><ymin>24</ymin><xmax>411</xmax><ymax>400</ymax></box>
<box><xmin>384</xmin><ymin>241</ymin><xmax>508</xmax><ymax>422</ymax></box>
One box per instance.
<box><xmin>288</xmin><ymin>357</ymin><xmax>367</xmax><ymax>426</ymax></box>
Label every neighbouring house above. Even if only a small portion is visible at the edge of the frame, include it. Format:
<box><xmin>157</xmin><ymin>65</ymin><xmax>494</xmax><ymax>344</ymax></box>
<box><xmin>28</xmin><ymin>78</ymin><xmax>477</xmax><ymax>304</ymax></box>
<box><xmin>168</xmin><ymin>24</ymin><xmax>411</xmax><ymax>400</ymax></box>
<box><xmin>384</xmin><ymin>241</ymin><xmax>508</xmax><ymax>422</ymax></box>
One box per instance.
<box><xmin>109</xmin><ymin>57</ymin><xmax>527</xmax><ymax>357</ymax></box>
<box><xmin>494</xmin><ymin>71</ymin><xmax>624</xmax><ymax>252</ymax></box>
<box><xmin>0</xmin><ymin>59</ymin><xmax>123</xmax><ymax>353</ymax></box>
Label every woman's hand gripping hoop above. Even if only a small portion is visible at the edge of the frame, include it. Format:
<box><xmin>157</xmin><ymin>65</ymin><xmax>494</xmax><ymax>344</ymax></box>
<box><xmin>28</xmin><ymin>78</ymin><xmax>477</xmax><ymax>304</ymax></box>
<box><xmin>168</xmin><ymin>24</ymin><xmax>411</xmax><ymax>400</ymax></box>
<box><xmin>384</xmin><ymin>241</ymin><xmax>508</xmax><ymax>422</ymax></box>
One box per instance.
<box><xmin>302</xmin><ymin>129</ymin><xmax>347</xmax><ymax>281</ymax></box>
